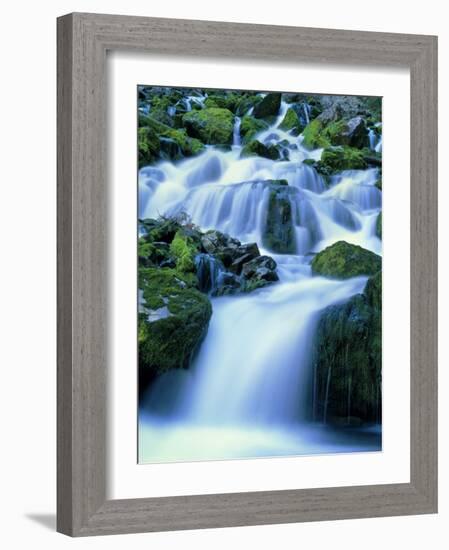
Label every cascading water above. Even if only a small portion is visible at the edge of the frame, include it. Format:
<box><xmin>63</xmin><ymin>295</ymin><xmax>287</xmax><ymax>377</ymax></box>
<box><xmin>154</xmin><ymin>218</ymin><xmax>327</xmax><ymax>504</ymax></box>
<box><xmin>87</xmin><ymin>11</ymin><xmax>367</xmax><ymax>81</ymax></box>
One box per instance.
<box><xmin>139</xmin><ymin>104</ymin><xmax>382</xmax><ymax>463</ymax></box>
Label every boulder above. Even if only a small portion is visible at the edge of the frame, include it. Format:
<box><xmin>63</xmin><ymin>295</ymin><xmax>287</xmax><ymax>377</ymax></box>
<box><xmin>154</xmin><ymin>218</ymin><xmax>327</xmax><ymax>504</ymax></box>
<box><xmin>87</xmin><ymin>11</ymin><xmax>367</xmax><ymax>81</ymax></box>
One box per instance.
<box><xmin>240</xmin><ymin>115</ymin><xmax>269</xmax><ymax>144</ymax></box>
<box><xmin>262</xmin><ymin>182</ymin><xmax>298</xmax><ymax>254</ymax></box>
<box><xmin>241</xmin><ymin>256</ymin><xmax>279</xmax><ymax>292</ymax></box>
<box><xmin>182</xmin><ymin>107</ymin><xmax>235</xmax><ymax>145</ymax></box>
<box><xmin>253</xmin><ymin>92</ymin><xmax>282</xmax><ymax>119</ymax></box>
<box><xmin>311</xmin><ymin>241</ymin><xmax>381</xmax><ymax>278</ymax></box>
<box><xmin>240</xmin><ymin>140</ymin><xmax>280</xmax><ymax>160</ymax></box>
<box><xmin>278</xmin><ymin>107</ymin><xmax>304</xmax><ymax>135</ymax></box>
<box><xmin>315</xmin><ymin>146</ymin><xmax>367</xmax><ymax>177</ymax></box>
<box><xmin>138</xmin><ymin>268</ymin><xmax>213</xmax><ymax>392</ymax></box>
<box><xmin>312</xmin><ymin>271</ymin><xmax>382</xmax><ymax>424</ymax></box>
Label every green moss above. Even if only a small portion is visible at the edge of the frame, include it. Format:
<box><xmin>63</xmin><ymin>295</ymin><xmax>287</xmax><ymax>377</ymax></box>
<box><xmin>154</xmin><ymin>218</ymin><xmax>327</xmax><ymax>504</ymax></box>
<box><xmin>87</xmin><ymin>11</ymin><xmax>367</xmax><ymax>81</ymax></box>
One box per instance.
<box><xmin>253</xmin><ymin>92</ymin><xmax>281</xmax><ymax>119</ymax></box>
<box><xmin>169</xmin><ymin>231</ymin><xmax>198</xmax><ymax>273</ymax></box>
<box><xmin>240</xmin><ymin>140</ymin><xmax>280</xmax><ymax>160</ymax></box>
<box><xmin>302</xmin><ymin>119</ymin><xmax>330</xmax><ymax>149</ymax></box>
<box><xmin>138</xmin><ymin>126</ymin><xmax>160</xmax><ymax>168</ymax></box>
<box><xmin>315</xmin><ymin>146</ymin><xmax>367</xmax><ymax>176</ymax></box>
<box><xmin>312</xmin><ymin>241</ymin><xmax>382</xmax><ymax>278</ymax></box>
<box><xmin>182</xmin><ymin>107</ymin><xmax>235</xmax><ymax>145</ymax></box>
<box><xmin>278</xmin><ymin>107</ymin><xmax>304</xmax><ymax>135</ymax></box>
<box><xmin>138</xmin><ymin>268</ymin><xmax>212</xmax><ymax>388</ymax></box>
<box><xmin>138</xmin><ymin>115</ymin><xmax>205</xmax><ymax>163</ymax></box>
<box><xmin>240</xmin><ymin>115</ymin><xmax>269</xmax><ymax>144</ymax></box>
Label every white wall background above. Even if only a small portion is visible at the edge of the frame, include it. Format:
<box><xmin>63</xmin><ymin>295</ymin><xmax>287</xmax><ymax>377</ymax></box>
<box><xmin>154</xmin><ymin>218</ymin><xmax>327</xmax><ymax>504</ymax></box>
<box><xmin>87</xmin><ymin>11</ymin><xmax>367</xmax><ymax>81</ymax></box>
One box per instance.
<box><xmin>0</xmin><ymin>1</ymin><xmax>445</xmax><ymax>548</ymax></box>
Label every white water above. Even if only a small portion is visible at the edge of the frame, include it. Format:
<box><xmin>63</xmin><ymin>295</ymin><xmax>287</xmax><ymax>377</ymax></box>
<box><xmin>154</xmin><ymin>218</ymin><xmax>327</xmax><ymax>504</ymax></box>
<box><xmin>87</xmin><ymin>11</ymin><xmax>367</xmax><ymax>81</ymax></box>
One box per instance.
<box><xmin>139</xmin><ymin>102</ymin><xmax>382</xmax><ymax>463</ymax></box>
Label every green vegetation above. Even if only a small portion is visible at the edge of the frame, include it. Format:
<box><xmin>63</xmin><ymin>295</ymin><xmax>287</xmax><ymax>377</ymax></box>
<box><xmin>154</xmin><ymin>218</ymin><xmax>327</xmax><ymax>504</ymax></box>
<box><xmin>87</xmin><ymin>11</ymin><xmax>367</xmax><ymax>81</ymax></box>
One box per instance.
<box><xmin>182</xmin><ymin>107</ymin><xmax>235</xmax><ymax>145</ymax></box>
<box><xmin>240</xmin><ymin>139</ymin><xmax>280</xmax><ymax>160</ymax></box>
<box><xmin>278</xmin><ymin>107</ymin><xmax>303</xmax><ymax>135</ymax></box>
<box><xmin>240</xmin><ymin>115</ymin><xmax>269</xmax><ymax>144</ymax></box>
<box><xmin>311</xmin><ymin>241</ymin><xmax>381</xmax><ymax>278</ymax></box>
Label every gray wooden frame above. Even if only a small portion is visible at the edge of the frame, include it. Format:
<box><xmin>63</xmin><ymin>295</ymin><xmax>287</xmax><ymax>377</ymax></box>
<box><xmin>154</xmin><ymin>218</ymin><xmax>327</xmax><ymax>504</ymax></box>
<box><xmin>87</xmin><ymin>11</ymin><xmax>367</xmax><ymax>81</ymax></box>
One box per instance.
<box><xmin>57</xmin><ymin>12</ymin><xmax>438</xmax><ymax>537</ymax></box>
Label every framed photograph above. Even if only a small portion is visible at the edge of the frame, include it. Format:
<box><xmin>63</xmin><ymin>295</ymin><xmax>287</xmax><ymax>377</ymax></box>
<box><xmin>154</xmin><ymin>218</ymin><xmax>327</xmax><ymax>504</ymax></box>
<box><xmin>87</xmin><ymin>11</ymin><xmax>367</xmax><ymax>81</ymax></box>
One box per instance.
<box><xmin>57</xmin><ymin>13</ymin><xmax>438</xmax><ymax>536</ymax></box>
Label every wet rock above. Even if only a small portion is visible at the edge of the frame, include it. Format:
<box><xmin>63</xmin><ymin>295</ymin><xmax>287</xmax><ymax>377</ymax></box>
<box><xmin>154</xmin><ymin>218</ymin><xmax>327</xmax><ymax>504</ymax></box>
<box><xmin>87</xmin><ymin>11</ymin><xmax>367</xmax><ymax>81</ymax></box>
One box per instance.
<box><xmin>311</xmin><ymin>241</ymin><xmax>381</xmax><ymax>278</ymax></box>
<box><xmin>182</xmin><ymin>107</ymin><xmax>235</xmax><ymax>145</ymax></box>
<box><xmin>262</xmin><ymin>182</ymin><xmax>298</xmax><ymax>254</ymax></box>
<box><xmin>253</xmin><ymin>92</ymin><xmax>282</xmax><ymax>119</ymax></box>
<box><xmin>312</xmin><ymin>271</ymin><xmax>382</xmax><ymax>424</ymax></box>
<box><xmin>138</xmin><ymin>268</ymin><xmax>213</xmax><ymax>392</ymax></box>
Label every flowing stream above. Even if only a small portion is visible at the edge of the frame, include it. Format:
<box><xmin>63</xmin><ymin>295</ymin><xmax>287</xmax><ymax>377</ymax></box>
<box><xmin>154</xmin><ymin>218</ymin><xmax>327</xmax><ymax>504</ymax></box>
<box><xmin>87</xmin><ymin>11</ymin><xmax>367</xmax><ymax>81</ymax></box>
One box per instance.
<box><xmin>138</xmin><ymin>102</ymin><xmax>382</xmax><ymax>463</ymax></box>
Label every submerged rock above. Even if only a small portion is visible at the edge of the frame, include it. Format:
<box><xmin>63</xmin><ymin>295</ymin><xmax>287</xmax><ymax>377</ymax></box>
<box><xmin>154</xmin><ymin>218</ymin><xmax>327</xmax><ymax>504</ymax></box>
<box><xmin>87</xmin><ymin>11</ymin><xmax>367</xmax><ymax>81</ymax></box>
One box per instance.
<box><xmin>312</xmin><ymin>271</ymin><xmax>382</xmax><ymax>425</ymax></box>
<box><xmin>311</xmin><ymin>241</ymin><xmax>381</xmax><ymax>278</ymax></box>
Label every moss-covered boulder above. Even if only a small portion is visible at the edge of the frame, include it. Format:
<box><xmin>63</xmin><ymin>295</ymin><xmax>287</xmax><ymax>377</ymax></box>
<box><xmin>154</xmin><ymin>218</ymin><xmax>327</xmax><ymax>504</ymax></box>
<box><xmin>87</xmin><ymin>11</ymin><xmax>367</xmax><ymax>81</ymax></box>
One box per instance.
<box><xmin>278</xmin><ymin>107</ymin><xmax>304</xmax><ymax>135</ymax></box>
<box><xmin>138</xmin><ymin>115</ymin><xmax>205</xmax><ymax>166</ymax></box>
<box><xmin>315</xmin><ymin>146</ymin><xmax>367</xmax><ymax>177</ymax></box>
<box><xmin>312</xmin><ymin>271</ymin><xmax>382</xmax><ymax>425</ymax></box>
<box><xmin>182</xmin><ymin>107</ymin><xmax>235</xmax><ymax>145</ymax></box>
<box><xmin>262</xmin><ymin>182</ymin><xmax>297</xmax><ymax>253</ymax></box>
<box><xmin>138</xmin><ymin>268</ymin><xmax>212</xmax><ymax>391</ymax></box>
<box><xmin>240</xmin><ymin>115</ymin><xmax>269</xmax><ymax>144</ymax></box>
<box><xmin>240</xmin><ymin>140</ymin><xmax>280</xmax><ymax>160</ymax></box>
<box><xmin>312</xmin><ymin>241</ymin><xmax>381</xmax><ymax>278</ymax></box>
<box><xmin>376</xmin><ymin>212</ymin><xmax>382</xmax><ymax>239</ymax></box>
<box><xmin>253</xmin><ymin>92</ymin><xmax>281</xmax><ymax>119</ymax></box>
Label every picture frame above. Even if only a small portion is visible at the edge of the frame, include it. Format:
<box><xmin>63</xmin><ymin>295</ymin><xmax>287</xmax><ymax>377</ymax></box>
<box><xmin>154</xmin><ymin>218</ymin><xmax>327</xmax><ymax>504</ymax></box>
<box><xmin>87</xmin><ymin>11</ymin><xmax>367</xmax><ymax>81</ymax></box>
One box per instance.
<box><xmin>57</xmin><ymin>12</ymin><xmax>438</xmax><ymax>536</ymax></box>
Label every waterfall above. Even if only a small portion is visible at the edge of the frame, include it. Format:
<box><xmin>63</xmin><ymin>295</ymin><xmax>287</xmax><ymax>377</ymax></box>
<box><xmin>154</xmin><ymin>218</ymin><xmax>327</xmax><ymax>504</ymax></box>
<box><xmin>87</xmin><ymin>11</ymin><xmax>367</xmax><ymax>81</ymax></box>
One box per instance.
<box><xmin>303</xmin><ymin>102</ymin><xmax>310</xmax><ymax>125</ymax></box>
<box><xmin>233</xmin><ymin>117</ymin><xmax>241</xmax><ymax>146</ymax></box>
<box><xmin>138</xmin><ymin>95</ymin><xmax>382</xmax><ymax>463</ymax></box>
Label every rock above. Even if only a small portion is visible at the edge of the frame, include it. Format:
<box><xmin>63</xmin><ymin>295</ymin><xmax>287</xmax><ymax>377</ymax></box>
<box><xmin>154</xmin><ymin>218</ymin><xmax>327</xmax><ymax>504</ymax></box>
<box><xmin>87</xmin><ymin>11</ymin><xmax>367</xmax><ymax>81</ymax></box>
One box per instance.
<box><xmin>241</xmin><ymin>255</ymin><xmax>279</xmax><ymax>292</ymax></box>
<box><xmin>262</xmin><ymin>182</ymin><xmax>297</xmax><ymax>254</ymax></box>
<box><xmin>333</xmin><ymin>116</ymin><xmax>368</xmax><ymax>148</ymax></box>
<box><xmin>138</xmin><ymin>239</ymin><xmax>172</xmax><ymax>268</ymax></box>
<box><xmin>376</xmin><ymin>212</ymin><xmax>382</xmax><ymax>239</ymax></box>
<box><xmin>311</xmin><ymin>241</ymin><xmax>381</xmax><ymax>278</ymax></box>
<box><xmin>182</xmin><ymin>107</ymin><xmax>235</xmax><ymax>145</ymax></box>
<box><xmin>278</xmin><ymin>107</ymin><xmax>304</xmax><ymax>135</ymax></box>
<box><xmin>138</xmin><ymin>115</ymin><xmax>205</xmax><ymax>165</ymax></box>
<box><xmin>315</xmin><ymin>146</ymin><xmax>367</xmax><ymax>176</ymax></box>
<box><xmin>212</xmin><ymin>271</ymin><xmax>242</xmax><ymax>296</ymax></box>
<box><xmin>253</xmin><ymin>92</ymin><xmax>282</xmax><ymax>119</ymax></box>
<box><xmin>140</xmin><ymin>217</ymin><xmax>181</xmax><ymax>244</ymax></box>
<box><xmin>201</xmin><ymin>230</ymin><xmax>240</xmax><ymax>255</ymax></box>
<box><xmin>240</xmin><ymin>115</ymin><xmax>269</xmax><ymax>144</ymax></box>
<box><xmin>138</xmin><ymin>268</ymin><xmax>213</xmax><ymax>391</ymax></box>
<box><xmin>240</xmin><ymin>140</ymin><xmax>280</xmax><ymax>160</ymax></box>
<box><xmin>312</xmin><ymin>271</ymin><xmax>381</xmax><ymax>424</ymax></box>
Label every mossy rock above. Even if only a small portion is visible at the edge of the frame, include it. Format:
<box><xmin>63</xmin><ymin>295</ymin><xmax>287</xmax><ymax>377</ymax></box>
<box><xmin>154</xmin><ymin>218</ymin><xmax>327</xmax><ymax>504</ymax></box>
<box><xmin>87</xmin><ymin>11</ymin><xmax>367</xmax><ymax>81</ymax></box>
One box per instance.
<box><xmin>376</xmin><ymin>212</ymin><xmax>382</xmax><ymax>239</ymax></box>
<box><xmin>315</xmin><ymin>146</ymin><xmax>368</xmax><ymax>176</ymax></box>
<box><xmin>302</xmin><ymin>119</ymin><xmax>329</xmax><ymax>149</ymax></box>
<box><xmin>262</xmin><ymin>183</ymin><xmax>297</xmax><ymax>253</ymax></box>
<box><xmin>253</xmin><ymin>92</ymin><xmax>281</xmax><ymax>119</ymax></box>
<box><xmin>138</xmin><ymin>126</ymin><xmax>161</xmax><ymax>168</ymax></box>
<box><xmin>182</xmin><ymin>107</ymin><xmax>235</xmax><ymax>145</ymax></box>
<box><xmin>169</xmin><ymin>230</ymin><xmax>200</xmax><ymax>274</ymax></box>
<box><xmin>139</xmin><ymin>115</ymin><xmax>205</xmax><ymax>165</ymax></box>
<box><xmin>235</xmin><ymin>94</ymin><xmax>263</xmax><ymax>116</ymax></box>
<box><xmin>312</xmin><ymin>241</ymin><xmax>381</xmax><ymax>278</ymax></box>
<box><xmin>240</xmin><ymin>140</ymin><xmax>280</xmax><ymax>160</ymax></box>
<box><xmin>312</xmin><ymin>270</ymin><xmax>382</xmax><ymax>424</ymax></box>
<box><xmin>278</xmin><ymin>107</ymin><xmax>304</xmax><ymax>135</ymax></box>
<box><xmin>240</xmin><ymin>115</ymin><xmax>269</xmax><ymax>144</ymax></box>
<box><xmin>138</xmin><ymin>268</ymin><xmax>212</xmax><ymax>390</ymax></box>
